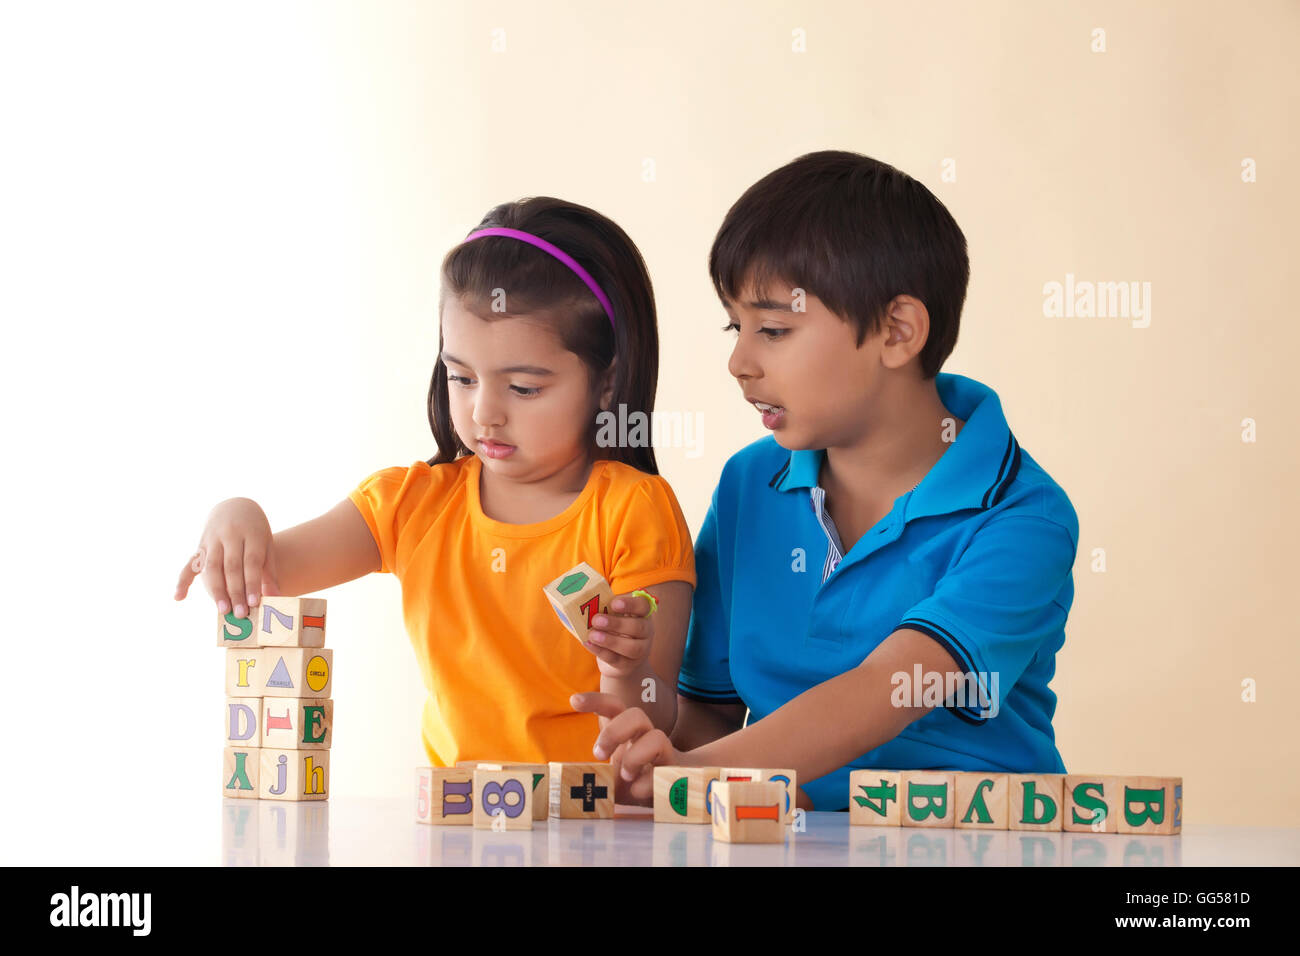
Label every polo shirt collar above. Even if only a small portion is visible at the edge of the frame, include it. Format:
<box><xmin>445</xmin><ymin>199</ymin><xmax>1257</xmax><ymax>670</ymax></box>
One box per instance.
<box><xmin>768</xmin><ymin>372</ymin><xmax>1022</xmax><ymax>519</ymax></box>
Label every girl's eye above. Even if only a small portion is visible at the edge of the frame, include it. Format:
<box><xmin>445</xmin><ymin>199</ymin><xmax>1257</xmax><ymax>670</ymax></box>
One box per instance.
<box><xmin>447</xmin><ymin>373</ymin><xmax>473</xmax><ymax>386</ymax></box>
<box><xmin>510</xmin><ymin>385</ymin><xmax>542</xmax><ymax>397</ymax></box>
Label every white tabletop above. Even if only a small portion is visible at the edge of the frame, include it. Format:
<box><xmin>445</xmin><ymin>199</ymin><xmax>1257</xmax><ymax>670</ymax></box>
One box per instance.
<box><xmin>218</xmin><ymin>797</ymin><xmax>1300</xmax><ymax>866</ymax></box>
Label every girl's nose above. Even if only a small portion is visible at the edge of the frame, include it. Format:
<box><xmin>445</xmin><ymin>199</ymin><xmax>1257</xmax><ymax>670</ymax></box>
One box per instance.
<box><xmin>472</xmin><ymin>391</ymin><xmax>505</xmax><ymax>427</ymax></box>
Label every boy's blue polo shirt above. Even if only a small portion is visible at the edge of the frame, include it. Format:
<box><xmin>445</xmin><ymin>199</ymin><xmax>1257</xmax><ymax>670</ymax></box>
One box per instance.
<box><xmin>677</xmin><ymin>372</ymin><xmax>1079</xmax><ymax>811</ymax></box>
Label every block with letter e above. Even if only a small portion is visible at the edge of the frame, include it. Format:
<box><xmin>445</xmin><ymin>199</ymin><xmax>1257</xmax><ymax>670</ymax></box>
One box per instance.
<box><xmin>542</xmin><ymin>562</ymin><xmax>612</xmax><ymax>642</ymax></box>
<box><xmin>262</xmin><ymin>698</ymin><xmax>332</xmax><ymax>750</ymax></box>
<box><xmin>711</xmin><ymin>781</ymin><xmax>785</xmax><ymax>843</ymax></box>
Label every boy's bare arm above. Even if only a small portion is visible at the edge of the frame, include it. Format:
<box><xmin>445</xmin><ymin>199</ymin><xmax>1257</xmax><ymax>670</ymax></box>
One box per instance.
<box><xmin>682</xmin><ymin>628</ymin><xmax>965</xmax><ymax>804</ymax></box>
<box><xmin>670</xmin><ymin>697</ymin><xmax>746</xmax><ymax>751</ymax></box>
<box><xmin>270</xmin><ymin>499</ymin><xmax>382</xmax><ymax>597</ymax></box>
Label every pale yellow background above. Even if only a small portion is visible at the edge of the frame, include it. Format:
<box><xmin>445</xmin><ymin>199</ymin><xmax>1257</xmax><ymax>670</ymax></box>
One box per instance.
<box><xmin>2</xmin><ymin>0</ymin><xmax>1295</xmax><ymax>860</ymax></box>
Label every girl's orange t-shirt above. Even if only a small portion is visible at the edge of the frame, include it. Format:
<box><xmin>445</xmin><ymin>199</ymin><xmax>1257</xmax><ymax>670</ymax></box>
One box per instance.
<box><xmin>347</xmin><ymin>453</ymin><xmax>697</xmax><ymax>768</ymax></box>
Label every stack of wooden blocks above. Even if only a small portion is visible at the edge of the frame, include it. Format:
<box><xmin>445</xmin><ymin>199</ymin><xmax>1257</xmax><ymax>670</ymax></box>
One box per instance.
<box><xmin>415</xmin><ymin>761</ymin><xmax>617</xmax><ymax>828</ymax></box>
<box><xmin>220</xmin><ymin>597</ymin><xmax>333</xmax><ymax>801</ymax></box>
<box><xmin>847</xmin><ymin>770</ymin><xmax>1181</xmax><ymax>834</ymax></box>
<box><xmin>652</xmin><ymin>767</ymin><xmax>798</xmax><ymax>843</ymax></box>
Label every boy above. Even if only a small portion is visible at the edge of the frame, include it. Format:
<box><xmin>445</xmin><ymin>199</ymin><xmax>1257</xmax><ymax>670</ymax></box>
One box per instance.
<box><xmin>574</xmin><ymin>150</ymin><xmax>1078</xmax><ymax>811</ymax></box>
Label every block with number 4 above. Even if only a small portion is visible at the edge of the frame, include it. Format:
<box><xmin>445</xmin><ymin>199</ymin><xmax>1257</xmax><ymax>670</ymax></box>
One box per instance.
<box><xmin>542</xmin><ymin>562</ymin><xmax>612</xmax><ymax>642</ymax></box>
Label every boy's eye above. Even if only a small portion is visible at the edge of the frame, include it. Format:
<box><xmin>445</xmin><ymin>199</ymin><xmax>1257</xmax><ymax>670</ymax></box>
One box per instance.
<box><xmin>721</xmin><ymin>322</ymin><xmax>787</xmax><ymax>339</ymax></box>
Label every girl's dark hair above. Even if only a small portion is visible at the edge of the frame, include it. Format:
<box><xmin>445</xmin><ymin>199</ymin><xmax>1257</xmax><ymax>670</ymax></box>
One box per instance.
<box><xmin>709</xmin><ymin>150</ymin><xmax>970</xmax><ymax>380</ymax></box>
<box><xmin>427</xmin><ymin>197</ymin><xmax>659</xmax><ymax>474</ymax></box>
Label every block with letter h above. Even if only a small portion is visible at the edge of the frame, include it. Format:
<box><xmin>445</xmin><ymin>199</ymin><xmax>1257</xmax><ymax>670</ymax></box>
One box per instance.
<box><xmin>220</xmin><ymin>596</ymin><xmax>333</xmax><ymax>802</ymax></box>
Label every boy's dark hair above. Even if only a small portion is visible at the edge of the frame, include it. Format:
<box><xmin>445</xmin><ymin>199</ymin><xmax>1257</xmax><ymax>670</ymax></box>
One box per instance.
<box><xmin>429</xmin><ymin>196</ymin><xmax>660</xmax><ymax>474</ymax></box>
<box><xmin>708</xmin><ymin>150</ymin><xmax>969</xmax><ymax>379</ymax></box>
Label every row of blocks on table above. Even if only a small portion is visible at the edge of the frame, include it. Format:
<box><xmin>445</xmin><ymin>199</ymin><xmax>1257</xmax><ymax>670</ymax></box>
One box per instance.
<box><xmin>419</xmin><ymin>762</ymin><xmax>617</xmax><ymax>828</ymax></box>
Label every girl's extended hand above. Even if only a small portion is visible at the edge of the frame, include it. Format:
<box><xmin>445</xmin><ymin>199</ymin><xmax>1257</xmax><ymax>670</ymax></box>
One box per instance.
<box><xmin>174</xmin><ymin>497</ymin><xmax>281</xmax><ymax>620</ymax></box>
<box><xmin>570</xmin><ymin>691</ymin><xmax>682</xmax><ymax>806</ymax></box>
<box><xmin>582</xmin><ymin>591</ymin><xmax>655</xmax><ymax>679</ymax></box>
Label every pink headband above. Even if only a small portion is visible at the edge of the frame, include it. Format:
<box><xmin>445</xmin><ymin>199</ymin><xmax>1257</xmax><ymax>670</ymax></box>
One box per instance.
<box><xmin>461</xmin><ymin>227</ymin><xmax>616</xmax><ymax>329</ymax></box>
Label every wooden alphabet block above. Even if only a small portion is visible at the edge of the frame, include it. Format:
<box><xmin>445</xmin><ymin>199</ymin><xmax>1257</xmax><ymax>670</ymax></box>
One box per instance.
<box><xmin>249</xmin><ymin>596</ymin><xmax>327</xmax><ymax>647</ymax></box>
<box><xmin>259</xmin><ymin>749</ymin><xmax>329</xmax><ymax>801</ymax></box>
<box><xmin>899</xmin><ymin>771</ymin><xmax>956</xmax><ymax>828</ymax></box>
<box><xmin>548</xmin><ymin>762</ymin><xmax>615</xmax><ymax>819</ymax></box>
<box><xmin>415</xmin><ymin>767</ymin><xmax>475</xmax><ymax>824</ymax></box>
<box><xmin>472</xmin><ymin>769</ymin><xmax>533</xmax><ymax>830</ymax></box>
<box><xmin>225</xmin><ymin>697</ymin><xmax>261</xmax><ymax>748</ymax></box>
<box><xmin>654</xmin><ymin>766</ymin><xmax>721</xmax><ymax>824</ymax></box>
<box><xmin>954</xmin><ymin>772</ymin><xmax>1009</xmax><ymax>829</ymax></box>
<box><xmin>475</xmin><ymin>763</ymin><xmax>549</xmax><ymax>821</ymax></box>
<box><xmin>1008</xmin><ymin>774</ymin><xmax>1065</xmax><ymax>831</ymax></box>
<box><xmin>848</xmin><ymin>769</ymin><xmax>901</xmax><ymax>826</ymax></box>
<box><xmin>542</xmin><ymin>562</ymin><xmax>612</xmax><ymax>642</ymax></box>
<box><xmin>718</xmin><ymin>767</ymin><xmax>797</xmax><ymax>823</ymax></box>
<box><xmin>261</xmin><ymin>698</ymin><xmax>332</xmax><ymax>750</ymax></box>
<box><xmin>218</xmin><ymin>607</ymin><xmax>260</xmax><ymax>648</ymax></box>
<box><xmin>225</xmin><ymin>646</ymin><xmax>332</xmax><ymax>698</ymax></box>
<box><xmin>223</xmin><ymin>746</ymin><xmax>261</xmax><ymax>799</ymax></box>
<box><xmin>1115</xmin><ymin>776</ymin><xmax>1182</xmax><ymax>835</ymax></box>
<box><xmin>710</xmin><ymin>781</ymin><xmax>785</xmax><ymax>843</ymax></box>
<box><xmin>1063</xmin><ymin>774</ymin><xmax>1123</xmax><ymax>833</ymax></box>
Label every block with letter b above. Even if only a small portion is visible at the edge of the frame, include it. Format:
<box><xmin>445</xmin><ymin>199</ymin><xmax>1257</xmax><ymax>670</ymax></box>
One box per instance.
<box><xmin>848</xmin><ymin>769</ymin><xmax>901</xmax><ymax>826</ymax></box>
<box><xmin>900</xmin><ymin>771</ymin><xmax>955</xmax><ymax>828</ymax></box>
<box><xmin>542</xmin><ymin>562</ymin><xmax>612</xmax><ymax>642</ymax></box>
<box><xmin>1115</xmin><ymin>776</ymin><xmax>1182</xmax><ymax>835</ymax></box>
<box><xmin>653</xmin><ymin>766</ymin><xmax>721</xmax><ymax>824</ymax></box>
<box><xmin>472</xmin><ymin>768</ymin><xmax>533</xmax><ymax>830</ymax></box>
<box><xmin>260</xmin><ymin>749</ymin><xmax>329</xmax><ymax>801</ymax></box>
<box><xmin>710</xmin><ymin>781</ymin><xmax>785</xmax><ymax>843</ymax></box>
<box><xmin>415</xmin><ymin>767</ymin><xmax>475</xmax><ymax>825</ymax></box>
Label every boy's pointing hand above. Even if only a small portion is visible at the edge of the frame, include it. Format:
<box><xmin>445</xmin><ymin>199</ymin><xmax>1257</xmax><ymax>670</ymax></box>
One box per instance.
<box><xmin>570</xmin><ymin>691</ymin><xmax>682</xmax><ymax>805</ymax></box>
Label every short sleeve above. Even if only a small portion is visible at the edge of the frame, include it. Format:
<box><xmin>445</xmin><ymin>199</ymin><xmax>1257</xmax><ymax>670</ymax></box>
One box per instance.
<box><xmin>346</xmin><ymin>464</ymin><xmax>429</xmax><ymax>577</ymax></box>
<box><xmin>676</xmin><ymin>488</ymin><xmax>743</xmax><ymax>705</ymax></box>
<box><xmin>607</xmin><ymin>475</ymin><xmax>697</xmax><ymax>595</ymax></box>
<box><xmin>897</xmin><ymin>515</ymin><xmax>1077</xmax><ymax>723</ymax></box>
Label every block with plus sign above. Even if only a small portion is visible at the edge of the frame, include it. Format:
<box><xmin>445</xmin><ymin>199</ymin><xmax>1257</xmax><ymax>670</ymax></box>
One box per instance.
<box><xmin>548</xmin><ymin>762</ymin><xmax>615</xmax><ymax>819</ymax></box>
<box><xmin>542</xmin><ymin>563</ymin><xmax>612</xmax><ymax>643</ymax></box>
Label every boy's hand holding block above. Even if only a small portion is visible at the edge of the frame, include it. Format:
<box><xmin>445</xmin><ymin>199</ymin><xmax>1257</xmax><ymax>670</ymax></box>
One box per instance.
<box><xmin>711</xmin><ymin>781</ymin><xmax>785</xmax><ymax>843</ymax></box>
<box><xmin>472</xmin><ymin>768</ymin><xmax>533</xmax><ymax>829</ymax></box>
<box><xmin>653</xmin><ymin>766</ymin><xmax>721</xmax><ymax>824</ymax></box>
<box><xmin>217</xmin><ymin>596</ymin><xmax>326</xmax><ymax>648</ymax></box>
<box><xmin>542</xmin><ymin>562</ymin><xmax>612</xmax><ymax>642</ymax></box>
<box><xmin>548</xmin><ymin>762</ymin><xmax>615</xmax><ymax>819</ymax></box>
<box><xmin>415</xmin><ymin>767</ymin><xmax>475</xmax><ymax>825</ymax></box>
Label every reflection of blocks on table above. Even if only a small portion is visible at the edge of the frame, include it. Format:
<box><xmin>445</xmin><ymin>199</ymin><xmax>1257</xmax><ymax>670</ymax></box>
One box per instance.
<box><xmin>472</xmin><ymin>769</ymin><xmax>534</xmax><ymax>830</ymax></box>
<box><xmin>1115</xmin><ymin>776</ymin><xmax>1182</xmax><ymax>835</ymax></box>
<box><xmin>848</xmin><ymin>769</ymin><xmax>901</xmax><ymax>826</ymax></box>
<box><xmin>415</xmin><ymin>767</ymin><xmax>474</xmax><ymax>825</ymax></box>
<box><xmin>653</xmin><ymin>766</ymin><xmax>721</xmax><ymax>824</ymax></box>
<box><xmin>954</xmin><ymin>772</ymin><xmax>1009</xmax><ymax>829</ymax></box>
<box><xmin>541</xmin><ymin>562</ymin><xmax>612</xmax><ymax>642</ymax></box>
<box><xmin>217</xmin><ymin>596</ymin><xmax>326</xmax><ymax>648</ymax></box>
<box><xmin>548</xmin><ymin>762</ymin><xmax>615</xmax><ymax>819</ymax></box>
<box><xmin>711</xmin><ymin>781</ymin><xmax>785</xmax><ymax>844</ymax></box>
<box><xmin>218</xmin><ymin>599</ymin><xmax>332</xmax><ymax>802</ymax></box>
<box><xmin>900</xmin><ymin>771</ymin><xmax>955</xmax><ymax>828</ymax></box>
<box><xmin>260</xmin><ymin>749</ymin><xmax>329</xmax><ymax>801</ymax></box>
<box><xmin>1008</xmin><ymin>774</ymin><xmax>1065</xmax><ymax>831</ymax></box>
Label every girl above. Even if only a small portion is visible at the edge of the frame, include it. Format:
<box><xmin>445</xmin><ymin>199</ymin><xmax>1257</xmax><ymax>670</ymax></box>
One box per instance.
<box><xmin>175</xmin><ymin>197</ymin><xmax>697</xmax><ymax>787</ymax></box>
